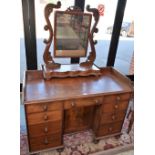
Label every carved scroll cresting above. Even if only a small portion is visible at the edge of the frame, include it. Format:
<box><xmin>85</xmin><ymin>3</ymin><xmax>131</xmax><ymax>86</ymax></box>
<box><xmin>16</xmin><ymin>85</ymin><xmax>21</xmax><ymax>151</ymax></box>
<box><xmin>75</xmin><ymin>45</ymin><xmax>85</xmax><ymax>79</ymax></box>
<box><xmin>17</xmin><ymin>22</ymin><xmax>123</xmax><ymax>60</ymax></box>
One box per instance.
<box><xmin>80</xmin><ymin>5</ymin><xmax>100</xmax><ymax>68</ymax></box>
<box><xmin>43</xmin><ymin>1</ymin><xmax>61</xmax><ymax>69</ymax></box>
<box><xmin>42</xmin><ymin>2</ymin><xmax>101</xmax><ymax>79</ymax></box>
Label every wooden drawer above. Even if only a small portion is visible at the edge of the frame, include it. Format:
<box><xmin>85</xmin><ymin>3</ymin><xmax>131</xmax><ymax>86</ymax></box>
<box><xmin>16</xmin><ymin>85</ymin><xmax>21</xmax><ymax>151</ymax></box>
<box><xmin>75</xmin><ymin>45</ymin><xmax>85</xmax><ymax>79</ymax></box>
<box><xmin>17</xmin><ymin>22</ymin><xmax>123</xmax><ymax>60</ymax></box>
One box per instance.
<box><xmin>104</xmin><ymin>93</ymin><xmax>131</xmax><ymax>103</ymax></box>
<box><xmin>64</xmin><ymin>96</ymin><xmax>103</xmax><ymax>109</ymax></box>
<box><xmin>102</xmin><ymin>101</ymin><xmax>129</xmax><ymax>113</ymax></box>
<box><xmin>29</xmin><ymin>134</ymin><xmax>62</xmax><ymax>152</ymax></box>
<box><xmin>97</xmin><ymin>121</ymin><xmax>123</xmax><ymax>137</ymax></box>
<box><xmin>28</xmin><ymin>121</ymin><xmax>62</xmax><ymax>138</ymax></box>
<box><xmin>27</xmin><ymin>111</ymin><xmax>62</xmax><ymax>125</ymax></box>
<box><xmin>26</xmin><ymin>102</ymin><xmax>62</xmax><ymax>114</ymax></box>
<box><xmin>101</xmin><ymin>111</ymin><xmax>126</xmax><ymax>124</ymax></box>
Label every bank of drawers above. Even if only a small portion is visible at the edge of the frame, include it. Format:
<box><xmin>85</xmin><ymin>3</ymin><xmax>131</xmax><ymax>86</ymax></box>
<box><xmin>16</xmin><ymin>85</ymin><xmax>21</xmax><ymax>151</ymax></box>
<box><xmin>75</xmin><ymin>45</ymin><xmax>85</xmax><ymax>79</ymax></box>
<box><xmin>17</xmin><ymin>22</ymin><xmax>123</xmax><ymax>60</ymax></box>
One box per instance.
<box><xmin>25</xmin><ymin>101</ymin><xmax>63</xmax><ymax>152</ymax></box>
<box><xmin>25</xmin><ymin>93</ymin><xmax>131</xmax><ymax>151</ymax></box>
<box><xmin>95</xmin><ymin>93</ymin><xmax>131</xmax><ymax>138</ymax></box>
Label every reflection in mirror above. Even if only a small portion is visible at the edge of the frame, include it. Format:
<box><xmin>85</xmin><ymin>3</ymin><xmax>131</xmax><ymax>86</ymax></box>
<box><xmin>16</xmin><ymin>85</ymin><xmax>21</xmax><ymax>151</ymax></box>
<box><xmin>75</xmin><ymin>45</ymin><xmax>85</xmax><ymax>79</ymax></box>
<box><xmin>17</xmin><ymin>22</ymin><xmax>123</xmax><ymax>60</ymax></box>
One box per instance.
<box><xmin>54</xmin><ymin>11</ymin><xmax>92</xmax><ymax>57</ymax></box>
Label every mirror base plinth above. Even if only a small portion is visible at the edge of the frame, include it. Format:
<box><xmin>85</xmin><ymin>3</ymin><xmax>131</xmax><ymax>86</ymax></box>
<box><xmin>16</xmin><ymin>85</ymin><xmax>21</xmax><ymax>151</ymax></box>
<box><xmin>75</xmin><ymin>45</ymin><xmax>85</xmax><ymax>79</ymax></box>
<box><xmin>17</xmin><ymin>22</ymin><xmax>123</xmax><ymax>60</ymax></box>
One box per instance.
<box><xmin>80</xmin><ymin>61</ymin><xmax>93</xmax><ymax>68</ymax></box>
<box><xmin>45</xmin><ymin>63</ymin><xmax>61</xmax><ymax>69</ymax></box>
<box><xmin>42</xmin><ymin>64</ymin><xmax>101</xmax><ymax>80</ymax></box>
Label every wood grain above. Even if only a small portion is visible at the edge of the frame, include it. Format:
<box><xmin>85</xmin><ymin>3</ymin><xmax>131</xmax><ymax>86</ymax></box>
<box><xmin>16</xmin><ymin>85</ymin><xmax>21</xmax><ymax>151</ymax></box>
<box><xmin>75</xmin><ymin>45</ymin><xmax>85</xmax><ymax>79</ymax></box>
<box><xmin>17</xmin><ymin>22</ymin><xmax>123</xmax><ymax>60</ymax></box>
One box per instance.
<box><xmin>24</xmin><ymin>68</ymin><xmax>132</xmax><ymax>103</ymax></box>
<box><xmin>28</xmin><ymin>121</ymin><xmax>62</xmax><ymax>138</ymax></box>
<box><xmin>96</xmin><ymin>121</ymin><xmax>123</xmax><ymax>137</ymax></box>
<box><xmin>27</xmin><ymin>111</ymin><xmax>62</xmax><ymax>125</ymax></box>
<box><xmin>102</xmin><ymin>101</ymin><xmax>129</xmax><ymax>113</ymax></box>
<box><xmin>23</xmin><ymin>67</ymin><xmax>133</xmax><ymax>153</ymax></box>
<box><xmin>29</xmin><ymin>134</ymin><xmax>61</xmax><ymax>152</ymax></box>
<box><xmin>26</xmin><ymin>101</ymin><xmax>62</xmax><ymax>114</ymax></box>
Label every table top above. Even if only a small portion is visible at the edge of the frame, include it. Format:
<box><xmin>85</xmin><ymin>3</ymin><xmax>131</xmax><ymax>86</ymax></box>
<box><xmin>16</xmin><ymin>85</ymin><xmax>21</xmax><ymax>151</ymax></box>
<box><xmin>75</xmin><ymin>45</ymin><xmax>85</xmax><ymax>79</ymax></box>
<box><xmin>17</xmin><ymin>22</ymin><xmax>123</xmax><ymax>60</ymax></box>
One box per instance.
<box><xmin>23</xmin><ymin>67</ymin><xmax>133</xmax><ymax>104</ymax></box>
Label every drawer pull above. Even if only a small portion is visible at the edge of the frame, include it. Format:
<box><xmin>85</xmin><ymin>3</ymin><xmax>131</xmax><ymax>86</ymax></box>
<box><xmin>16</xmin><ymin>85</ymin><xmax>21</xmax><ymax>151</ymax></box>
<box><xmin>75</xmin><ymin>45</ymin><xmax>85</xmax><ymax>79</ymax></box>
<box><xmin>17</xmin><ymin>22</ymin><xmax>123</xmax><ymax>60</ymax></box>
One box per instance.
<box><xmin>116</xmin><ymin>96</ymin><xmax>121</xmax><ymax>101</ymax></box>
<box><xmin>44</xmin><ymin>127</ymin><xmax>48</xmax><ymax>133</ymax></box>
<box><xmin>112</xmin><ymin>115</ymin><xmax>116</xmax><ymax>120</ymax></box>
<box><xmin>95</xmin><ymin>99</ymin><xmax>99</xmax><ymax>104</ymax></box>
<box><xmin>44</xmin><ymin>115</ymin><xmax>48</xmax><ymax>120</ymax></box>
<box><xmin>71</xmin><ymin>101</ymin><xmax>76</xmax><ymax>107</ymax></box>
<box><xmin>114</xmin><ymin>104</ymin><xmax>118</xmax><ymax>109</ymax></box>
<box><xmin>108</xmin><ymin>127</ymin><xmax>113</xmax><ymax>132</ymax></box>
<box><xmin>44</xmin><ymin>138</ymin><xmax>48</xmax><ymax>145</ymax></box>
<box><xmin>43</xmin><ymin>105</ymin><xmax>48</xmax><ymax>111</ymax></box>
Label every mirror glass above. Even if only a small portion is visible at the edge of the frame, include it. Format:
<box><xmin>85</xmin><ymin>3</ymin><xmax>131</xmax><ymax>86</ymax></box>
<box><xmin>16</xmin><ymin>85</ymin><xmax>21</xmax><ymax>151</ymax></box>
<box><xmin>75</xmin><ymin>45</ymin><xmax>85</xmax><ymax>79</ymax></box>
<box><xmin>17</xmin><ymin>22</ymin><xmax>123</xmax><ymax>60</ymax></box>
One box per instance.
<box><xmin>54</xmin><ymin>11</ymin><xmax>92</xmax><ymax>57</ymax></box>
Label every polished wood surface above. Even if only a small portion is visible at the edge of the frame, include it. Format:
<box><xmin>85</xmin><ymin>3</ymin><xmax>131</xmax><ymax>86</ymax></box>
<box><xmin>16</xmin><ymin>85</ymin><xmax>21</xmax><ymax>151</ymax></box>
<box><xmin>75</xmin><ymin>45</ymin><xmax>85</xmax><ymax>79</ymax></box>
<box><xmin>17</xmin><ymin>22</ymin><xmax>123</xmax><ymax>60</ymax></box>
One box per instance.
<box><xmin>42</xmin><ymin>1</ymin><xmax>101</xmax><ymax>78</ymax></box>
<box><xmin>102</xmin><ymin>101</ymin><xmax>129</xmax><ymax>113</ymax></box>
<box><xmin>64</xmin><ymin>106</ymin><xmax>95</xmax><ymax>133</ymax></box>
<box><xmin>24</xmin><ymin>95</ymin><xmax>64</xmax><ymax>153</ymax></box>
<box><xmin>42</xmin><ymin>64</ymin><xmax>101</xmax><ymax>79</ymax></box>
<box><xmin>100</xmin><ymin>111</ymin><xmax>126</xmax><ymax>124</ymax></box>
<box><xmin>24</xmin><ymin>67</ymin><xmax>132</xmax><ymax>103</ymax></box>
<box><xmin>96</xmin><ymin>121</ymin><xmax>123</xmax><ymax>137</ymax></box>
<box><xmin>26</xmin><ymin>101</ymin><xmax>62</xmax><ymax>114</ymax></box>
<box><xmin>43</xmin><ymin>2</ymin><xmax>99</xmax><ymax>68</ymax></box>
<box><xmin>27</xmin><ymin>110</ymin><xmax>62</xmax><ymax>125</ymax></box>
<box><xmin>64</xmin><ymin>96</ymin><xmax>103</xmax><ymax>109</ymax></box>
<box><xmin>28</xmin><ymin>121</ymin><xmax>62</xmax><ymax>138</ymax></box>
<box><xmin>23</xmin><ymin>67</ymin><xmax>133</xmax><ymax>153</ymax></box>
<box><xmin>29</xmin><ymin>133</ymin><xmax>62</xmax><ymax>152</ymax></box>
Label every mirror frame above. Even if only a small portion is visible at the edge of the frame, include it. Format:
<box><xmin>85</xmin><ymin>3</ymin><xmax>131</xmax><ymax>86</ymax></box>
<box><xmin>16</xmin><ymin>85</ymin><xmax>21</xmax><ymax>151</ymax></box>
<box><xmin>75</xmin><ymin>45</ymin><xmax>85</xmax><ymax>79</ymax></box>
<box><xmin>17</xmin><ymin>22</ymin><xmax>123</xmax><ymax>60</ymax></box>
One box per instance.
<box><xmin>42</xmin><ymin>1</ymin><xmax>100</xmax><ymax>70</ymax></box>
<box><xmin>54</xmin><ymin>11</ymin><xmax>92</xmax><ymax>58</ymax></box>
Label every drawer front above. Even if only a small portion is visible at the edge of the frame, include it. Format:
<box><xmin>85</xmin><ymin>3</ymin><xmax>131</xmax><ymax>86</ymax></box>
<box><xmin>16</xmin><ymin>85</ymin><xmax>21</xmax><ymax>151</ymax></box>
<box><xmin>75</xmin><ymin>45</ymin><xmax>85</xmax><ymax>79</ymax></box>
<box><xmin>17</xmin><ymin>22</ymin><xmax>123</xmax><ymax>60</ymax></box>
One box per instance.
<box><xmin>29</xmin><ymin>134</ymin><xmax>62</xmax><ymax>152</ymax></box>
<box><xmin>27</xmin><ymin>111</ymin><xmax>62</xmax><ymax>125</ymax></box>
<box><xmin>104</xmin><ymin>93</ymin><xmax>131</xmax><ymax>103</ymax></box>
<box><xmin>102</xmin><ymin>101</ymin><xmax>129</xmax><ymax>113</ymax></box>
<box><xmin>26</xmin><ymin>102</ymin><xmax>62</xmax><ymax>114</ymax></box>
<box><xmin>64</xmin><ymin>97</ymin><xmax>103</xmax><ymax>109</ymax></box>
<box><xmin>101</xmin><ymin>111</ymin><xmax>126</xmax><ymax>124</ymax></box>
<box><xmin>97</xmin><ymin>121</ymin><xmax>123</xmax><ymax>137</ymax></box>
<box><xmin>28</xmin><ymin>121</ymin><xmax>62</xmax><ymax>138</ymax></box>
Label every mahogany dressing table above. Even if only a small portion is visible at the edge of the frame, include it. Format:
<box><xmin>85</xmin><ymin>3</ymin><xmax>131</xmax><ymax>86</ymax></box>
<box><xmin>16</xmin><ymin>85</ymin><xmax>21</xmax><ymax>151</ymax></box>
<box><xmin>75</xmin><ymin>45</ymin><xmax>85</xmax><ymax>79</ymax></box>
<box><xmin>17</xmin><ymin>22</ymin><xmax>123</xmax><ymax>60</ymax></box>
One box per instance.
<box><xmin>23</xmin><ymin>1</ymin><xmax>133</xmax><ymax>154</ymax></box>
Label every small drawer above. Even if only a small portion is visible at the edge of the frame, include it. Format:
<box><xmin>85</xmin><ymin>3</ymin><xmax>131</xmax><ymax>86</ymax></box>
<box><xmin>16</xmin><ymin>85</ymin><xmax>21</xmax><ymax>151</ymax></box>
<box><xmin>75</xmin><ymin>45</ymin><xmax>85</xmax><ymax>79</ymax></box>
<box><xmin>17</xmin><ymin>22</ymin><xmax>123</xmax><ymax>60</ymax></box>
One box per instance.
<box><xmin>28</xmin><ymin>121</ymin><xmax>62</xmax><ymax>138</ymax></box>
<box><xmin>101</xmin><ymin>111</ymin><xmax>126</xmax><ymax>124</ymax></box>
<box><xmin>102</xmin><ymin>101</ymin><xmax>129</xmax><ymax>113</ymax></box>
<box><xmin>29</xmin><ymin>134</ymin><xmax>62</xmax><ymax>152</ymax></box>
<box><xmin>97</xmin><ymin>121</ymin><xmax>123</xmax><ymax>137</ymax></box>
<box><xmin>104</xmin><ymin>93</ymin><xmax>131</xmax><ymax>103</ymax></box>
<box><xmin>64</xmin><ymin>97</ymin><xmax>103</xmax><ymax>109</ymax></box>
<box><xmin>27</xmin><ymin>111</ymin><xmax>62</xmax><ymax>125</ymax></box>
<box><xmin>26</xmin><ymin>101</ymin><xmax>62</xmax><ymax>114</ymax></box>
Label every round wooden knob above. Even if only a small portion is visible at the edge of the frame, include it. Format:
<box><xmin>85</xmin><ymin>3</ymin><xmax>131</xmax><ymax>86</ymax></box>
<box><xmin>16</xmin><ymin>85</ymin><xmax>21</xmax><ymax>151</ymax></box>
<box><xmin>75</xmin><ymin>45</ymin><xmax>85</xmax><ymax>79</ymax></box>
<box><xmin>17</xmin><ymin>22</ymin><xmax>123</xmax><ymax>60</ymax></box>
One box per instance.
<box><xmin>44</xmin><ymin>138</ymin><xmax>48</xmax><ymax>145</ymax></box>
<box><xmin>95</xmin><ymin>99</ymin><xmax>99</xmax><ymax>104</ymax></box>
<box><xmin>116</xmin><ymin>96</ymin><xmax>121</xmax><ymax>101</ymax></box>
<box><xmin>114</xmin><ymin>104</ymin><xmax>118</xmax><ymax>109</ymax></box>
<box><xmin>43</xmin><ymin>105</ymin><xmax>48</xmax><ymax>111</ymax></box>
<box><xmin>71</xmin><ymin>101</ymin><xmax>76</xmax><ymax>107</ymax></box>
<box><xmin>108</xmin><ymin>127</ymin><xmax>112</xmax><ymax>132</ymax></box>
<box><xmin>44</xmin><ymin>127</ymin><xmax>48</xmax><ymax>133</ymax></box>
<box><xmin>112</xmin><ymin>115</ymin><xmax>116</xmax><ymax>120</ymax></box>
<box><xmin>44</xmin><ymin>115</ymin><xmax>48</xmax><ymax>120</ymax></box>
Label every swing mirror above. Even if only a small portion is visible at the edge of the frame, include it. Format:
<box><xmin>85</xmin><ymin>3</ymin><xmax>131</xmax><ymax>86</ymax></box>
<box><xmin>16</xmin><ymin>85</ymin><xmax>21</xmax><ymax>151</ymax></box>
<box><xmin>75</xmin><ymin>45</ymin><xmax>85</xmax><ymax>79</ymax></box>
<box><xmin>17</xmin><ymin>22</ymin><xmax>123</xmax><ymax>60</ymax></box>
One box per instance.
<box><xmin>54</xmin><ymin>11</ymin><xmax>92</xmax><ymax>57</ymax></box>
